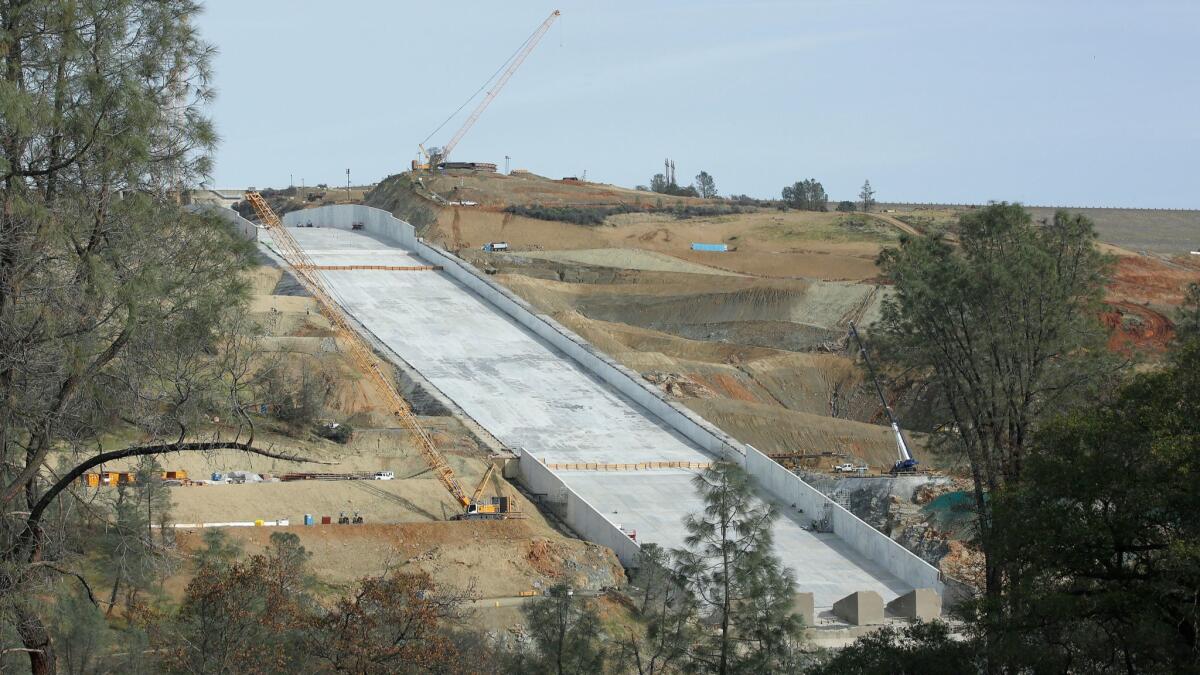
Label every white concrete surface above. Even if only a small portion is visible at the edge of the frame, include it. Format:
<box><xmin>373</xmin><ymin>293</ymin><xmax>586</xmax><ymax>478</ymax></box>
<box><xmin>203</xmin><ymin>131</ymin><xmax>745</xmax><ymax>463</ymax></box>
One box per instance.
<box><xmin>272</xmin><ymin>224</ymin><xmax>920</xmax><ymax>608</ymax></box>
<box><xmin>561</xmin><ymin>470</ymin><xmax>909</xmax><ymax>608</ymax></box>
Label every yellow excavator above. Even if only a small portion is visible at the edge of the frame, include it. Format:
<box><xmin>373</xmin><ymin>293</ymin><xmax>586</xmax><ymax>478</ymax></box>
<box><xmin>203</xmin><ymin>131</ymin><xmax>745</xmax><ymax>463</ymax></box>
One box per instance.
<box><xmin>245</xmin><ymin>192</ymin><xmax>518</xmax><ymax>520</ymax></box>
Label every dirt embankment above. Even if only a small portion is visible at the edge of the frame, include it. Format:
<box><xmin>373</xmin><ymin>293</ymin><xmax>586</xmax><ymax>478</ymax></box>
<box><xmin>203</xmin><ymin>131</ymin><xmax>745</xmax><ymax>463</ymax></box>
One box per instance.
<box><xmin>175</xmin><ymin>521</ymin><xmax>625</xmax><ymax>598</ymax></box>
<box><xmin>134</xmin><ymin>260</ymin><xmax>629</xmax><ymax>621</ymax></box>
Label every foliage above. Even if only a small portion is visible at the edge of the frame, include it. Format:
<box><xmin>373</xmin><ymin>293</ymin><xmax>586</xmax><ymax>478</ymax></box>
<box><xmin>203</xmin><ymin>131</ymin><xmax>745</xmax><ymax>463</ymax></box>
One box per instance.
<box><xmin>781</xmin><ymin>179</ymin><xmax>828</xmax><ymax>211</ymax></box>
<box><xmin>836</xmin><ymin>200</ymin><xmax>858</xmax><ymax>212</ymax></box>
<box><xmin>649</xmin><ymin>172</ymin><xmax>700</xmax><ymax>198</ymax></box>
<box><xmin>981</xmin><ymin>326</ymin><xmax>1200</xmax><ymax>673</ymax></box>
<box><xmin>859</xmin><ymin>179</ymin><xmax>876</xmax><ymax>213</ymax></box>
<box><xmin>809</xmin><ymin>621</ymin><xmax>977</xmax><ymax>675</ymax></box>
<box><xmin>1177</xmin><ymin>282</ymin><xmax>1200</xmax><ymax>340</ymax></box>
<box><xmin>316</xmin><ymin>421</ymin><xmax>354</xmax><ymax>444</ymax></box>
<box><xmin>695</xmin><ymin>171</ymin><xmax>718</xmax><ymax>199</ymax></box>
<box><xmin>0</xmin><ymin>3</ymin><xmax>319</xmax><ymax>670</ymax></box>
<box><xmin>875</xmin><ymin>203</ymin><xmax>1114</xmax><ymax>597</ymax></box>
<box><xmin>264</xmin><ymin>364</ymin><xmax>331</xmax><ymax>432</ymax></box>
<box><xmin>672</xmin><ymin>462</ymin><xmax>803</xmax><ymax>673</ymax></box>
<box><xmin>504</xmin><ymin>202</ymin><xmax>747</xmax><ymax>226</ymax></box>
<box><xmin>306</xmin><ymin>570</ymin><xmax>476</xmax><ymax>673</ymax></box>
<box><xmin>515</xmin><ymin>584</ymin><xmax>607</xmax><ymax>675</ymax></box>
<box><xmin>616</xmin><ymin>544</ymin><xmax>697</xmax><ymax>675</ymax></box>
<box><xmin>100</xmin><ymin>457</ymin><xmax>176</xmax><ymax>618</ymax></box>
<box><xmin>145</xmin><ymin>534</ymin><xmax>474</xmax><ymax>674</ymax></box>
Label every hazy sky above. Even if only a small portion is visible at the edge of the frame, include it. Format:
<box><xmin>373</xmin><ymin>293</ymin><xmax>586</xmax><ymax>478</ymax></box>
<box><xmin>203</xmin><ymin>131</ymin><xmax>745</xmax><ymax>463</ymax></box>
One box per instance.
<box><xmin>196</xmin><ymin>1</ymin><xmax>1198</xmax><ymax>207</ymax></box>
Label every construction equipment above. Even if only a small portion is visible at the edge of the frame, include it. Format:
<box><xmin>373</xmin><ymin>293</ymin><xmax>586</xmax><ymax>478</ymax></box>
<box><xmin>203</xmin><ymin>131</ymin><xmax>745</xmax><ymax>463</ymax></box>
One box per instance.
<box><xmin>847</xmin><ymin>322</ymin><xmax>919</xmax><ymax>474</ymax></box>
<box><xmin>456</xmin><ymin>463</ymin><xmax>510</xmax><ymax>520</ymax></box>
<box><xmin>413</xmin><ymin>10</ymin><xmax>561</xmax><ymax>172</ymax></box>
<box><xmin>244</xmin><ymin>192</ymin><xmax>513</xmax><ymax>519</ymax></box>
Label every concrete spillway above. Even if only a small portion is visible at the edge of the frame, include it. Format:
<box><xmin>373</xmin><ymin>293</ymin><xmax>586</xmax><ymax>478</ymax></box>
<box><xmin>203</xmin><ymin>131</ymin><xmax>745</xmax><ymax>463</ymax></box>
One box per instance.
<box><xmin>273</xmin><ymin>224</ymin><xmax>917</xmax><ymax>609</ymax></box>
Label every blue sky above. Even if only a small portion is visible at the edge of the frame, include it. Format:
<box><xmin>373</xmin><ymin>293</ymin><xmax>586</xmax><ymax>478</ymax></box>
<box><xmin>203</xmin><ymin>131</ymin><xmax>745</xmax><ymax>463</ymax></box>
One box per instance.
<box><xmin>196</xmin><ymin>1</ymin><xmax>1198</xmax><ymax>207</ymax></box>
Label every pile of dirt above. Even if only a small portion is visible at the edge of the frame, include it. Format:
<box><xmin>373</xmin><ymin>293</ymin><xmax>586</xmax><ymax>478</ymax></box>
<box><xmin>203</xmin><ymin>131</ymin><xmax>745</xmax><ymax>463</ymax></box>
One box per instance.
<box><xmin>643</xmin><ymin>371</ymin><xmax>717</xmax><ymax>399</ymax></box>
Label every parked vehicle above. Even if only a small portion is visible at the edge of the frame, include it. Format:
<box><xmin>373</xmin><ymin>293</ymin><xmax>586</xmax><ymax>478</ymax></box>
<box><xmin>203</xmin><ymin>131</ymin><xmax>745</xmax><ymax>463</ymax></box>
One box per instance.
<box><xmin>481</xmin><ymin>241</ymin><xmax>509</xmax><ymax>252</ymax></box>
<box><xmin>373</xmin><ymin>471</ymin><xmax>394</xmax><ymax>480</ymax></box>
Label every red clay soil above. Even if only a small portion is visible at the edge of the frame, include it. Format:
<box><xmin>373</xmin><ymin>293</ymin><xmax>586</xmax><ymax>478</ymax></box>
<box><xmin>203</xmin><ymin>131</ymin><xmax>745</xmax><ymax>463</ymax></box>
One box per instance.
<box><xmin>1101</xmin><ymin>302</ymin><xmax>1174</xmax><ymax>353</ymax></box>
<box><xmin>1108</xmin><ymin>256</ymin><xmax>1200</xmax><ymax>306</ymax></box>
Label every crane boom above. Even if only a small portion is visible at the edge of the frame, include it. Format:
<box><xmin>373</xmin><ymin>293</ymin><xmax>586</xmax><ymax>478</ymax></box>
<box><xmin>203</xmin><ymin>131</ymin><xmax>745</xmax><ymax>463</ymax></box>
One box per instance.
<box><xmin>422</xmin><ymin>10</ymin><xmax>560</xmax><ymax>168</ymax></box>
<box><xmin>245</xmin><ymin>193</ymin><xmax>472</xmax><ymax>509</ymax></box>
<box><xmin>847</xmin><ymin>322</ymin><xmax>917</xmax><ymax>469</ymax></box>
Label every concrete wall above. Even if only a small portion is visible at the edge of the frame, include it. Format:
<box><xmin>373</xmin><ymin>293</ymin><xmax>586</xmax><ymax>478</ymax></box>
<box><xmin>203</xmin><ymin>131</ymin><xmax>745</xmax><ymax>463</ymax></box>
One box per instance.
<box><xmin>283</xmin><ymin>203</ymin><xmax>414</xmax><ymax>248</ymax></box>
<box><xmin>284</xmin><ymin>204</ymin><xmax>745</xmax><ymax>462</ymax></box>
<box><xmin>744</xmin><ymin>445</ymin><xmax>943</xmax><ymax>594</ymax></box>
<box><xmin>279</xmin><ymin>205</ymin><xmax>944</xmax><ymax>592</ymax></box>
<box><xmin>515</xmin><ymin>449</ymin><xmax>642</xmax><ymax>567</ymax></box>
<box><xmin>188</xmin><ymin>203</ymin><xmax>257</xmax><ymax>241</ymax></box>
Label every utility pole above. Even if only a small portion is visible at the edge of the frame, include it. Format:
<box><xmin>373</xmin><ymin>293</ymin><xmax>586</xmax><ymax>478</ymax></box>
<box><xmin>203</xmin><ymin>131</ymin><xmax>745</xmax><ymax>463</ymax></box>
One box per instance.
<box><xmin>504</xmin><ymin>155</ymin><xmax>511</xmax><ymax>174</ymax></box>
<box><xmin>345</xmin><ymin>168</ymin><xmax>351</xmax><ymax>202</ymax></box>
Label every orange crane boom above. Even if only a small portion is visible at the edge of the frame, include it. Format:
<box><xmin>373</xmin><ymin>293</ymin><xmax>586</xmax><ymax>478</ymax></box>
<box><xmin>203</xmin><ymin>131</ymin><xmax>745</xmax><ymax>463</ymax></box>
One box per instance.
<box><xmin>417</xmin><ymin>10</ymin><xmax>560</xmax><ymax>170</ymax></box>
<box><xmin>245</xmin><ymin>193</ymin><xmax>472</xmax><ymax>509</ymax></box>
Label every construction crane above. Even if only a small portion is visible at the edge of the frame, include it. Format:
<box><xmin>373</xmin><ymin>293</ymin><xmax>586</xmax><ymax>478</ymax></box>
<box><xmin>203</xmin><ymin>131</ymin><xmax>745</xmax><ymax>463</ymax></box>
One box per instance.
<box><xmin>413</xmin><ymin>10</ymin><xmax>561</xmax><ymax>172</ymax></box>
<box><xmin>847</xmin><ymin>322</ymin><xmax>919</xmax><ymax>475</ymax></box>
<box><xmin>244</xmin><ymin>192</ymin><xmax>513</xmax><ymax>519</ymax></box>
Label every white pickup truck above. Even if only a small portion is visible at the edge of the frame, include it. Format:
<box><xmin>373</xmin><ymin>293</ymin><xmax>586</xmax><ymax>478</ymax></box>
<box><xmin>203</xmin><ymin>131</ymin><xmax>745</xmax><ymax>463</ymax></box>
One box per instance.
<box><xmin>833</xmin><ymin>463</ymin><xmax>866</xmax><ymax>474</ymax></box>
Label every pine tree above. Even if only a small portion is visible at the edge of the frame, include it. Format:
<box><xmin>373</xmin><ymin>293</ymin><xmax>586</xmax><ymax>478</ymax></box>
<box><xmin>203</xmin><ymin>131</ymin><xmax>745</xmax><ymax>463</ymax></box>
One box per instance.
<box><xmin>672</xmin><ymin>462</ymin><xmax>804</xmax><ymax>673</ymax></box>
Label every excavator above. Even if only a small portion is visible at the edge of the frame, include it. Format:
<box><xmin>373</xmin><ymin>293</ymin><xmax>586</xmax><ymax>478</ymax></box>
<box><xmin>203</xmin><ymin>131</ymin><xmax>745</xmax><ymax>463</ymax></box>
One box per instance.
<box><xmin>847</xmin><ymin>322</ymin><xmax>920</xmax><ymax>475</ymax></box>
<box><xmin>244</xmin><ymin>192</ymin><xmax>519</xmax><ymax>519</ymax></box>
<box><xmin>412</xmin><ymin>10</ymin><xmax>560</xmax><ymax>172</ymax></box>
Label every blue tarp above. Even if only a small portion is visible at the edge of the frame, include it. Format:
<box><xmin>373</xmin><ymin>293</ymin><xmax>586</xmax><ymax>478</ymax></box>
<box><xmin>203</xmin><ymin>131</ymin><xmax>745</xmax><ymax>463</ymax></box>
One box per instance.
<box><xmin>691</xmin><ymin>242</ymin><xmax>728</xmax><ymax>252</ymax></box>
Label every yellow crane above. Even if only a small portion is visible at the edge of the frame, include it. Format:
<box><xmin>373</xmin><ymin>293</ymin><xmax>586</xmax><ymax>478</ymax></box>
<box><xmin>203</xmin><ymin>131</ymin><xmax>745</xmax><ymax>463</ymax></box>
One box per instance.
<box><xmin>413</xmin><ymin>10</ymin><xmax>561</xmax><ymax>172</ymax></box>
<box><xmin>244</xmin><ymin>192</ymin><xmax>512</xmax><ymax>519</ymax></box>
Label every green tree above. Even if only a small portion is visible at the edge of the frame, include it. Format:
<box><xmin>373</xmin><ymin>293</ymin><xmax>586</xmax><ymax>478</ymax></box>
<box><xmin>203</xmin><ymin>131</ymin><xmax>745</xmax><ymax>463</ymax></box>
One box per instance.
<box><xmin>306</xmin><ymin>570</ymin><xmax>475</xmax><ymax>674</ymax></box>
<box><xmin>617</xmin><ymin>544</ymin><xmax>697</xmax><ymax>675</ymax></box>
<box><xmin>809</xmin><ymin>621</ymin><xmax>977</xmax><ymax>675</ymax></box>
<box><xmin>836</xmin><ymin>200</ymin><xmax>858</xmax><ymax>212</ymax></box>
<box><xmin>982</xmin><ymin>316</ymin><xmax>1200</xmax><ymax>673</ymax></box>
<box><xmin>859</xmin><ymin>179</ymin><xmax>876</xmax><ymax>212</ymax></box>
<box><xmin>1177</xmin><ymin>282</ymin><xmax>1200</xmax><ymax>340</ymax></box>
<box><xmin>781</xmin><ymin>179</ymin><xmax>828</xmax><ymax>211</ymax></box>
<box><xmin>875</xmin><ymin>204</ymin><xmax>1113</xmax><ymax>606</ymax></box>
<box><xmin>695</xmin><ymin>171</ymin><xmax>718</xmax><ymax>199</ymax></box>
<box><xmin>519</xmin><ymin>583</ymin><xmax>606</xmax><ymax>675</ymax></box>
<box><xmin>0</xmin><ymin>3</ymin><xmax>315</xmax><ymax>670</ymax></box>
<box><xmin>672</xmin><ymin>462</ymin><xmax>803</xmax><ymax>674</ymax></box>
<box><xmin>650</xmin><ymin>173</ymin><xmax>670</xmax><ymax>194</ymax></box>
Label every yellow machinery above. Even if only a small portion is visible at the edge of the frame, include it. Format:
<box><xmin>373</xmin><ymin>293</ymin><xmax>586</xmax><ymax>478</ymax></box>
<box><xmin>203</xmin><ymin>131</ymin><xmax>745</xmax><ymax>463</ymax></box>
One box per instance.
<box><xmin>244</xmin><ymin>192</ymin><xmax>512</xmax><ymax>519</ymax></box>
<box><xmin>413</xmin><ymin>10</ymin><xmax>560</xmax><ymax>172</ymax></box>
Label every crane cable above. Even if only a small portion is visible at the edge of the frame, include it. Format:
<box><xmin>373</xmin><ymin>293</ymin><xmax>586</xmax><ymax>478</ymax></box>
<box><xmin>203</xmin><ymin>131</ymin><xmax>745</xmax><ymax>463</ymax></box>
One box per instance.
<box><xmin>419</xmin><ymin>18</ymin><xmax>547</xmax><ymax>148</ymax></box>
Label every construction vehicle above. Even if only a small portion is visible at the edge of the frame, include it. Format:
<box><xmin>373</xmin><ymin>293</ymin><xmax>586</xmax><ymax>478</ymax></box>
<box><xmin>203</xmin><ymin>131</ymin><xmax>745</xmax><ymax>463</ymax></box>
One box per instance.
<box><xmin>481</xmin><ymin>241</ymin><xmax>509</xmax><ymax>252</ymax></box>
<box><xmin>453</xmin><ymin>463</ymin><xmax>513</xmax><ymax>520</ymax></box>
<box><xmin>412</xmin><ymin>10</ymin><xmax>561</xmax><ymax>172</ymax></box>
<box><xmin>847</xmin><ymin>322</ymin><xmax>919</xmax><ymax>474</ymax></box>
<box><xmin>244</xmin><ymin>192</ymin><xmax>516</xmax><ymax>520</ymax></box>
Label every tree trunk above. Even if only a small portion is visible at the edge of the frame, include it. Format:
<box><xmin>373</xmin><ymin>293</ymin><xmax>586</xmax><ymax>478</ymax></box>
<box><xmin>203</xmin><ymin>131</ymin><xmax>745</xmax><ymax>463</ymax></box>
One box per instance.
<box><xmin>105</xmin><ymin>570</ymin><xmax>121</xmax><ymax>618</ymax></box>
<box><xmin>15</xmin><ymin>602</ymin><xmax>56</xmax><ymax>675</ymax></box>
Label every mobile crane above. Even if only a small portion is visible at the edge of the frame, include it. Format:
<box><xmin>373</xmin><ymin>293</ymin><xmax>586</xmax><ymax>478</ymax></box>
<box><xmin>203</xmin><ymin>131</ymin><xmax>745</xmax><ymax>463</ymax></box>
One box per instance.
<box><xmin>413</xmin><ymin>10</ymin><xmax>561</xmax><ymax>172</ymax></box>
<box><xmin>847</xmin><ymin>322</ymin><xmax>919</xmax><ymax>475</ymax></box>
<box><xmin>244</xmin><ymin>192</ymin><xmax>515</xmax><ymax>519</ymax></box>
